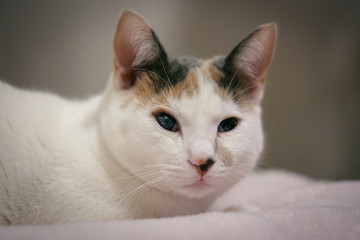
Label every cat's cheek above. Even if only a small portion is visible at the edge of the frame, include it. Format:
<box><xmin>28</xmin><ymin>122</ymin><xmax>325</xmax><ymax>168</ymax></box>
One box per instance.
<box><xmin>104</xmin><ymin>110</ymin><xmax>185</xmax><ymax>185</ymax></box>
<box><xmin>215</xmin><ymin>139</ymin><xmax>234</xmax><ymax>168</ymax></box>
<box><xmin>100</xmin><ymin>104</ymin><xmax>151</xmax><ymax>168</ymax></box>
<box><xmin>229</xmin><ymin>118</ymin><xmax>263</xmax><ymax>174</ymax></box>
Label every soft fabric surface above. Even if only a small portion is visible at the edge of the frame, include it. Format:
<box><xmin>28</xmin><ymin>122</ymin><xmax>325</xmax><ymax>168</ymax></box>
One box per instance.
<box><xmin>1</xmin><ymin>169</ymin><xmax>359</xmax><ymax>240</ymax></box>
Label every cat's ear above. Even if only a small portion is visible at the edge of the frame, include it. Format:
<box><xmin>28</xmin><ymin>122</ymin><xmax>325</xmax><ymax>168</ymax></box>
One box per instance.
<box><xmin>113</xmin><ymin>10</ymin><xmax>165</xmax><ymax>89</ymax></box>
<box><xmin>223</xmin><ymin>23</ymin><xmax>277</xmax><ymax>103</ymax></box>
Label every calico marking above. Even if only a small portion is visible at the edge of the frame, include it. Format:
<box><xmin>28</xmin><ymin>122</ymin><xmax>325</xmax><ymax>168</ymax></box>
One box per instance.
<box><xmin>134</xmin><ymin>53</ymin><xmax>201</xmax><ymax>106</ymax></box>
<box><xmin>137</xmin><ymin>31</ymin><xmax>200</xmax><ymax>93</ymax></box>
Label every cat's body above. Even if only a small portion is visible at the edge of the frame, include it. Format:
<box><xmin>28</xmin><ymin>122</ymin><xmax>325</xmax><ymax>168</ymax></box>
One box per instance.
<box><xmin>0</xmin><ymin>11</ymin><xmax>276</xmax><ymax>224</ymax></box>
<box><xmin>0</xmin><ymin>79</ymin><xmax>218</xmax><ymax>224</ymax></box>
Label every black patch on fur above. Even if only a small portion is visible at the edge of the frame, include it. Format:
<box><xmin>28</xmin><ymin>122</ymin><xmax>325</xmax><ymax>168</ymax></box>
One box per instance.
<box><xmin>136</xmin><ymin>31</ymin><xmax>200</xmax><ymax>93</ymax></box>
<box><xmin>217</xmin><ymin>29</ymin><xmax>259</xmax><ymax>101</ymax></box>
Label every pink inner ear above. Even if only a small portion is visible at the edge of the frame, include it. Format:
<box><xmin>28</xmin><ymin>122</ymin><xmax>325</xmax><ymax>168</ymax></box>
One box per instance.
<box><xmin>113</xmin><ymin>10</ymin><xmax>154</xmax><ymax>89</ymax></box>
<box><xmin>236</xmin><ymin>23</ymin><xmax>276</xmax><ymax>82</ymax></box>
<box><xmin>116</xmin><ymin>29</ymin><xmax>136</xmax><ymax>70</ymax></box>
<box><xmin>235</xmin><ymin>23</ymin><xmax>276</xmax><ymax>102</ymax></box>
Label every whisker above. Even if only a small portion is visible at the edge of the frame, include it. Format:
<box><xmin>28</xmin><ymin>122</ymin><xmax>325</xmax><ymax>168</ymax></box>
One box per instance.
<box><xmin>123</xmin><ymin>177</ymin><xmax>172</xmax><ymax>212</ymax></box>
<box><xmin>119</xmin><ymin>176</ymin><xmax>166</xmax><ymax>204</ymax></box>
<box><xmin>136</xmin><ymin>68</ymin><xmax>166</xmax><ymax>81</ymax></box>
<box><xmin>231</xmin><ymin>85</ymin><xmax>258</xmax><ymax>101</ymax></box>
<box><xmin>114</xmin><ymin>167</ymin><xmax>172</xmax><ymax>181</ymax></box>
<box><xmin>159</xmin><ymin>54</ymin><xmax>173</xmax><ymax>90</ymax></box>
<box><xmin>135</xmin><ymin>67</ymin><xmax>173</xmax><ymax>90</ymax></box>
<box><xmin>224</xmin><ymin>67</ymin><xmax>241</xmax><ymax>97</ymax></box>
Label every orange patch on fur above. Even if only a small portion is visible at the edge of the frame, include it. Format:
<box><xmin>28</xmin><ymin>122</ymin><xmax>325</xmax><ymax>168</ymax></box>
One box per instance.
<box><xmin>169</xmin><ymin>69</ymin><xmax>199</xmax><ymax>99</ymax></box>
<box><xmin>133</xmin><ymin>72</ymin><xmax>157</xmax><ymax>106</ymax></box>
<box><xmin>132</xmin><ymin>65</ymin><xmax>250</xmax><ymax>110</ymax></box>
<box><xmin>200</xmin><ymin>60</ymin><xmax>231</xmax><ymax>101</ymax></box>
<box><xmin>134</xmin><ymin>69</ymin><xmax>200</xmax><ymax>108</ymax></box>
<box><xmin>201</xmin><ymin>60</ymin><xmax>224</xmax><ymax>83</ymax></box>
<box><xmin>201</xmin><ymin>60</ymin><xmax>254</xmax><ymax>109</ymax></box>
<box><xmin>217</xmin><ymin>145</ymin><xmax>233</xmax><ymax>167</ymax></box>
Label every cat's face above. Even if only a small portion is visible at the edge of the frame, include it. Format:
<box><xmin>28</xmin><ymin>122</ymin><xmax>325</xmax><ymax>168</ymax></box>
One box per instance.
<box><xmin>100</xmin><ymin>10</ymin><xmax>276</xmax><ymax>199</ymax></box>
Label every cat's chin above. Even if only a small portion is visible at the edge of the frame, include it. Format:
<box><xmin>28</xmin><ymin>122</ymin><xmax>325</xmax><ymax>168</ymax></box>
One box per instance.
<box><xmin>181</xmin><ymin>179</ymin><xmax>212</xmax><ymax>190</ymax></box>
<box><xmin>171</xmin><ymin>178</ymin><xmax>220</xmax><ymax>199</ymax></box>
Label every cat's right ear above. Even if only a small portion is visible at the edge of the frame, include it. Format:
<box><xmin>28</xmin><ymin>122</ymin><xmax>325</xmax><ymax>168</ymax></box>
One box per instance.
<box><xmin>222</xmin><ymin>23</ymin><xmax>277</xmax><ymax>103</ymax></box>
<box><xmin>113</xmin><ymin>10</ymin><xmax>160</xmax><ymax>90</ymax></box>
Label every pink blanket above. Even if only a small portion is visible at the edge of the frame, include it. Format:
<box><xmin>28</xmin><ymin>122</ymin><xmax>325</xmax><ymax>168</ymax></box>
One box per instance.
<box><xmin>1</xmin><ymin>169</ymin><xmax>359</xmax><ymax>240</ymax></box>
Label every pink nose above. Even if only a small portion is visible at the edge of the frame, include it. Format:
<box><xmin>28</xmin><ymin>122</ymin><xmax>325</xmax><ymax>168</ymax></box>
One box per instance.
<box><xmin>188</xmin><ymin>158</ymin><xmax>215</xmax><ymax>175</ymax></box>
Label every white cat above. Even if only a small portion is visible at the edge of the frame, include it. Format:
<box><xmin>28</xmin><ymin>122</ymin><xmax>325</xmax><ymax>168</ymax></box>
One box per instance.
<box><xmin>0</xmin><ymin>10</ymin><xmax>276</xmax><ymax>224</ymax></box>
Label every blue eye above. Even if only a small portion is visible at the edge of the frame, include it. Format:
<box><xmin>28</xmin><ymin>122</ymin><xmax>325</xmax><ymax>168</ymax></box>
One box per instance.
<box><xmin>155</xmin><ymin>112</ymin><xmax>179</xmax><ymax>132</ymax></box>
<box><xmin>218</xmin><ymin>117</ymin><xmax>238</xmax><ymax>132</ymax></box>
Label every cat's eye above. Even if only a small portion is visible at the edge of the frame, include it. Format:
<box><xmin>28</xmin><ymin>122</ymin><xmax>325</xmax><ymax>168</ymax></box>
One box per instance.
<box><xmin>154</xmin><ymin>112</ymin><xmax>179</xmax><ymax>132</ymax></box>
<box><xmin>218</xmin><ymin>117</ymin><xmax>238</xmax><ymax>132</ymax></box>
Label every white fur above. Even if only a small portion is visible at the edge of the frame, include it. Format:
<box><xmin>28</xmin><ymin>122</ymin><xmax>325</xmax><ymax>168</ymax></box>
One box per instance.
<box><xmin>0</xmin><ymin>66</ymin><xmax>264</xmax><ymax>224</ymax></box>
<box><xmin>0</xmin><ymin>9</ymin><xmax>276</xmax><ymax>225</ymax></box>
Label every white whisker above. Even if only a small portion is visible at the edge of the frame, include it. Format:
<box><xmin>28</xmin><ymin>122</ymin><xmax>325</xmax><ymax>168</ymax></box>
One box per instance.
<box><xmin>119</xmin><ymin>176</ymin><xmax>166</xmax><ymax>204</ymax></box>
<box><xmin>159</xmin><ymin>54</ymin><xmax>171</xmax><ymax>87</ymax></box>
<box><xmin>224</xmin><ymin>67</ymin><xmax>241</xmax><ymax>97</ymax></box>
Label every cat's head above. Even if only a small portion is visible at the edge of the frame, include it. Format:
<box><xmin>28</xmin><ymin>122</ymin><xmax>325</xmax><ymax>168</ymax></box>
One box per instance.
<box><xmin>100</xmin><ymin>10</ymin><xmax>276</xmax><ymax>199</ymax></box>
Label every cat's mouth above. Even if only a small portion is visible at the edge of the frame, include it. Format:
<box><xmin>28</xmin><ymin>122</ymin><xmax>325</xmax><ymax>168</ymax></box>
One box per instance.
<box><xmin>181</xmin><ymin>178</ymin><xmax>212</xmax><ymax>190</ymax></box>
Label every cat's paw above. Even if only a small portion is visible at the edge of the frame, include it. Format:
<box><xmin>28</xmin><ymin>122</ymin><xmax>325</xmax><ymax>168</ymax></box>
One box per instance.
<box><xmin>223</xmin><ymin>204</ymin><xmax>261</xmax><ymax>213</ymax></box>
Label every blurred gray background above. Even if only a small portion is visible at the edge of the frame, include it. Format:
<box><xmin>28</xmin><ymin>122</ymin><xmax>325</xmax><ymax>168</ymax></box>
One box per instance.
<box><xmin>1</xmin><ymin>0</ymin><xmax>359</xmax><ymax>180</ymax></box>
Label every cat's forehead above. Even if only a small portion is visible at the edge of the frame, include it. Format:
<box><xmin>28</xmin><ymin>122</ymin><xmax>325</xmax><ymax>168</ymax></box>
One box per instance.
<box><xmin>172</xmin><ymin>68</ymin><xmax>238</xmax><ymax>124</ymax></box>
<box><xmin>145</xmin><ymin>56</ymin><xmax>202</xmax><ymax>94</ymax></box>
<box><xmin>134</xmin><ymin>56</ymin><xmax>248</xmax><ymax>108</ymax></box>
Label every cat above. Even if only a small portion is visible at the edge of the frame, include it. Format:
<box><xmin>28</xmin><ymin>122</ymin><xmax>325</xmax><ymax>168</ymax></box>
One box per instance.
<box><xmin>0</xmin><ymin>10</ymin><xmax>276</xmax><ymax>225</ymax></box>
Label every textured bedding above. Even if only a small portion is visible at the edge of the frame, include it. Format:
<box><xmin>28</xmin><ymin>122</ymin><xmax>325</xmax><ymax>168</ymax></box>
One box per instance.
<box><xmin>1</xmin><ymin>169</ymin><xmax>359</xmax><ymax>240</ymax></box>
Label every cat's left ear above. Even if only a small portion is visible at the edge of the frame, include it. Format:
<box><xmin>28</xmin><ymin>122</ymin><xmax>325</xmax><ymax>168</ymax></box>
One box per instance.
<box><xmin>113</xmin><ymin>10</ymin><xmax>166</xmax><ymax>89</ymax></box>
<box><xmin>223</xmin><ymin>23</ymin><xmax>277</xmax><ymax>103</ymax></box>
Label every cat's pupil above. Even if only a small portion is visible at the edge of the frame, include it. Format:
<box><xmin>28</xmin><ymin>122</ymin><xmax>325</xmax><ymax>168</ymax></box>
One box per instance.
<box><xmin>218</xmin><ymin>118</ymin><xmax>238</xmax><ymax>132</ymax></box>
<box><xmin>155</xmin><ymin>112</ymin><xmax>179</xmax><ymax>132</ymax></box>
